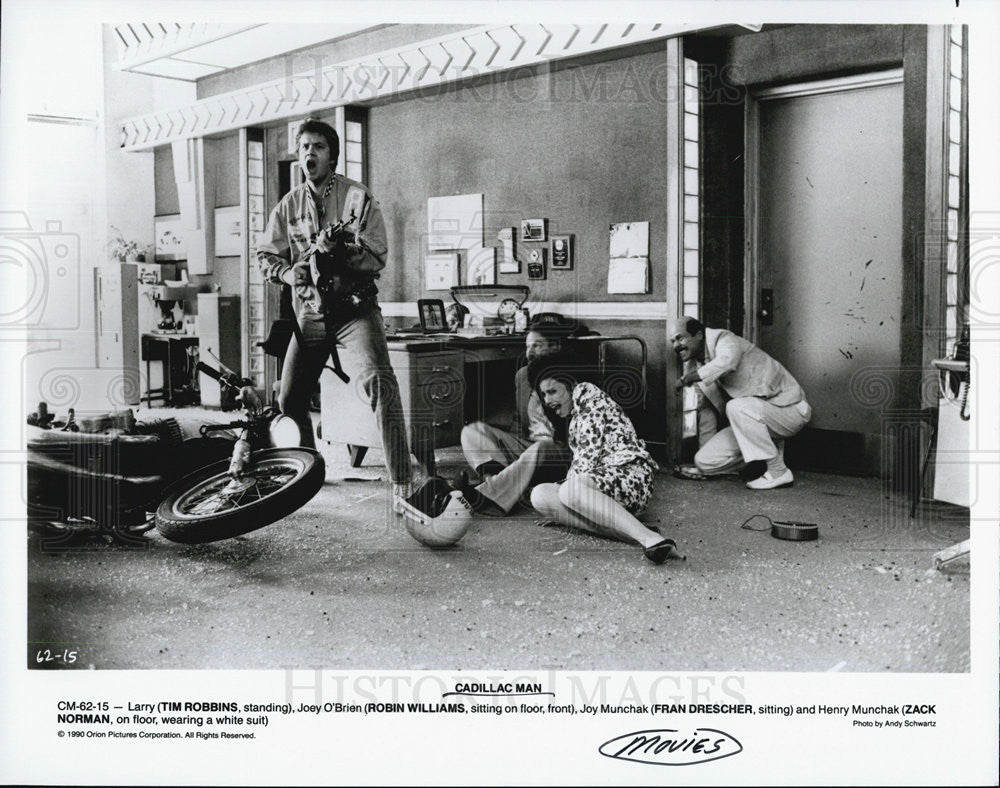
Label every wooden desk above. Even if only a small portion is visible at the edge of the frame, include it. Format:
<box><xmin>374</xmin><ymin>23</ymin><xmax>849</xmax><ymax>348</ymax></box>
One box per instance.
<box><xmin>141</xmin><ymin>333</ymin><xmax>200</xmax><ymax>407</ymax></box>
<box><xmin>319</xmin><ymin>332</ymin><xmax>648</xmax><ymax>476</ymax></box>
<box><xmin>320</xmin><ymin>334</ymin><xmax>525</xmax><ymax>475</ymax></box>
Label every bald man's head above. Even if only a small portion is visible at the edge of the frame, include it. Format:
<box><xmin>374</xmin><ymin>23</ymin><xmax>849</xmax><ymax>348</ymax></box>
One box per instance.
<box><xmin>669</xmin><ymin>316</ymin><xmax>705</xmax><ymax>363</ymax></box>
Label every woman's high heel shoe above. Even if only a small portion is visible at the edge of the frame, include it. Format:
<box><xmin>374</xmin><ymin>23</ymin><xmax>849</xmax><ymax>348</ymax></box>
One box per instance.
<box><xmin>643</xmin><ymin>538</ymin><xmax>677</xmax><ymax>565</ymax></box>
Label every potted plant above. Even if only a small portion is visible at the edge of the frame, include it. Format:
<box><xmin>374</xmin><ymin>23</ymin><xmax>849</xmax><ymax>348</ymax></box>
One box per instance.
<box><xmin>107</xmin><ymin>225</ymin><xmax>149</xmax><ymax>262</ymax></box>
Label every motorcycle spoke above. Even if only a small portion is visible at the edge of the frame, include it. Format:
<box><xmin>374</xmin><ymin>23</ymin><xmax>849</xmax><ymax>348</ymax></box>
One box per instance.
<box><xmin>179</xmin><ymin>482</ymin><xmax>244</xmax><ymax>515</ymax></box>
<box><xmin>172</xmin><ymin>458</ymin><xmax>306</xmax><ymax>518</ymax></box>
<box><xmin>191</xmin><ymin>490</ymin><xmax>236</xmax><ymax>514</ymax></box>
<box><xmin>253</xmin><ymin>470</ymin><xmax>296</xmax><ymax>496</ymax></box>
<box><xmin>187</xmin><ymin>489</ymin><xmax>229</xmax><ymax>513</ymax></box>
<box><xmin>228</xmin><ymin>485</ymin><xmax>261</xmax><ymax>508</ymax></box>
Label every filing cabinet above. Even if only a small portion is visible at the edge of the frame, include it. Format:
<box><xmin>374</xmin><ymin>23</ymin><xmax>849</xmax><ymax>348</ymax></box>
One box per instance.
<box><xmin>94</xmin><ymin>263</ymin><xmax>140</xmax><ymax>405</ymax></box>
<box><xmin>320</xmin><ymin>345</ymin><xmax>464</xmax><ymax>474</ymax></box>
<box><xmin>196</xmin><ymin>293</ymin><xmax>241</xmax><ymax>409</ymax></box>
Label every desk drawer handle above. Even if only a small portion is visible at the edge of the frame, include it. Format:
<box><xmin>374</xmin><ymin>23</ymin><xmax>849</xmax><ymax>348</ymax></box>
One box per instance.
<box><xmin>433</xmin><ymin>419</ymin><xmax>451</xmax><ymax>428</ymax></box>
<box><xmin>430</xmin><ymin>366</ymin><xmax>455</xmax><ymax>374</ymax></box>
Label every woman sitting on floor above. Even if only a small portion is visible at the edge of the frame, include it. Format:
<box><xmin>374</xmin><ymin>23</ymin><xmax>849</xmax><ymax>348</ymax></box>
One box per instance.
<box><xmin>526</xmin><ymin>353</ymin><xmax>678</xmax><ymax>565</ymax></box>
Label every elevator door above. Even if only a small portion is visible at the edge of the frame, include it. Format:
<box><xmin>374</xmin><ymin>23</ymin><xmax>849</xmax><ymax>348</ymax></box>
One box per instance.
<box><xmin>753</xmin><ymin>77</ymin><xmax>903</xmax><ymax>472</ymax></box>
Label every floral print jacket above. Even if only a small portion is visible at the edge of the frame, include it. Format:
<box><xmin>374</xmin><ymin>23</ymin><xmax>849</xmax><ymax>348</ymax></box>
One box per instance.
<box><xmin>567</xmin><ymin>382</ymin><xmax>658</xmax><ymax>475</ymax></box>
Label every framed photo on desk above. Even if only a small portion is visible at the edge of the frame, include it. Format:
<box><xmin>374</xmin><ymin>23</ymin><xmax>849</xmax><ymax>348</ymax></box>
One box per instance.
<box><xmin>417</xmin><ymin>299</ymin><xmax>448</xmax><ymax>334</ymax></box>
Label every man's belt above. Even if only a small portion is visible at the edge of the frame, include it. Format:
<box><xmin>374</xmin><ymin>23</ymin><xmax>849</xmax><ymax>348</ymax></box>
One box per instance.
<box><xmin>322</xmin><ymin>277</ymin><xmax>379</xmax><ymax>318</ymax></box>
<box><xmin>319</xmin><ymin>278</ymin><xmax>380</xmax><ymax>385</ymax></box>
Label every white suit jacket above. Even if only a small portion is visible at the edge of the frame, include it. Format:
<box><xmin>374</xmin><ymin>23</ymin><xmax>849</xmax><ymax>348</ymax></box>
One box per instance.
<box><xmin>696</xmin><ymin>328</ymin><xmax>808</xmax><ymax>411</ymax></box>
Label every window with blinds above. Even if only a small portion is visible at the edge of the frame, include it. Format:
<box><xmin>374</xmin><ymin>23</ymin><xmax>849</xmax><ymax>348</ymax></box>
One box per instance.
<box><xmin>944</xmin><ymin>24</ymin><xmax>968</xmax><ymax>351</ymax></box>
<box><xmin>681</xmin><ymin>57</ymin><xmax>701</xmax><ymax>440</ymax></box>
<box><xmin>344</xmin><ymin>118</ymin><xmax>365</xmax><ymax>183</ymax></box>
<box><xmin>243</xmin><ymin>128</ymin><xmax>267</xmax><ymax>389</ymax></box>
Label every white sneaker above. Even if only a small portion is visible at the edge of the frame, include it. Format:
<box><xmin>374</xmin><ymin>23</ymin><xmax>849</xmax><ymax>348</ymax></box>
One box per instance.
<box><xmin>746</xmin><ymin>468</ymin><xmax>794</xmax><ymax>490</ymax></box>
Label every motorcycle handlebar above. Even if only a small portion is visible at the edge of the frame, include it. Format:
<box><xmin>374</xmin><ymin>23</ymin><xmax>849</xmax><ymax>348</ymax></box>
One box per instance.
<box><xmin>199</xmin><ymin>421</ymin><xmax>249</xmax><ymax>436</ymax></box>
<box><xmin>196</xmin><ymin>362</ymin><xmax>222</xmax><ymax>382</ymax></box>
<box><xmin>198</xmin><ymin>361</ymin><xmax>256</xmax><ymax>393</ymax></box>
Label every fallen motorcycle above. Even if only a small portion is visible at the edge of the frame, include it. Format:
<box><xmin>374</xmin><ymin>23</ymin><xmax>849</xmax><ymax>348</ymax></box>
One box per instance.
<box><xmin>27</xmin><ymin>417</ymin><xmax>193</xmax><ymax>543</ymax></box>
<box><xmin>152</xmin><ymin>362</ymin><xmax>325</xmax><ymax>544</ymax></box>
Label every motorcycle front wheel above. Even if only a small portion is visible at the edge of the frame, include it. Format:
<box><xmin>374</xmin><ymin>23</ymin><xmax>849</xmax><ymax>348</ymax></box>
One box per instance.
<box><xmin>154</xmin><ymin>448</ymin><xmax>325</xmax><ymax>544</ymax></box>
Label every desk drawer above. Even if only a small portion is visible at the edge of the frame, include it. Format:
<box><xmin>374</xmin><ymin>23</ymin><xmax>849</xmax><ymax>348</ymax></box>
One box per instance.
<box><xmin>391</xmin><ymin>350</ymin><xmax>462</xmax><ymax>375</ymax></box>
<box><xmin>399</xmin><ymin>382</ymin><xmax>464</xmax><ymax>413</ymax></box>
<box><xmin>413</xmin><ymin>374</ymin><xmax>464</xmax><ymax>410</ymax></box>
<box><xmin>430</xmin><ymin>405</ymin><xmax>462</xmax><ymax>446</ymax></box>
<box><xmin>395</xmin><ymin>353</ymin><xmax>464</xmax><ymax>412</ymax></box>
<box><xmin>408</xmin><ymin>404</ymin><xmax>462</xmax><ymax>449</ymax></box>
<box><xmin>458</xmin><ymin>344</ymin><xmax>522</xmax><ymax>365</ymax></box>
<box><xmin>389</xmin><ymin>350</ymin><xmax>462</xmax><ymax>373</ymax></box>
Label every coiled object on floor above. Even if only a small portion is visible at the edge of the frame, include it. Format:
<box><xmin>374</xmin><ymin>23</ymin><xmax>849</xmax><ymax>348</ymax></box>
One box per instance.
<box><xmin>741</xmin><ymin>514</ymin><xmax>819</xmax><ymax>542</ymax></box>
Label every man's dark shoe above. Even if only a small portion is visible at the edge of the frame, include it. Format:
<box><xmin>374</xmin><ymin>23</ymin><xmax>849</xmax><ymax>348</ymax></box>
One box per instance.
<box><xmin>672</xmin><ymin>465</ymin><xmax>709</xmax><ymax>481</ymax></box>
<box><xmin>475</xmin><ymin>460</ymin><xmax>505</xmax><ymax>480</ymax></box>
<box><xmin>396</xmin><ymin>476</ymin><xmax>457</xmax><ymax>519</ymax></box>
<box><xmin>450</xmin><ymin>471</ymin><xmax>497</xmax><ymax>514</ymax></box>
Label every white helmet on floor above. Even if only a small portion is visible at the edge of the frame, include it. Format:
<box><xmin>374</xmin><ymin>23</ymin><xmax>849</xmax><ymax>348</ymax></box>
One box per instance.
<box><xmin>397</xmin><ymin>477</ymin><xmax>473</xmax><ymax>549</ymax></box>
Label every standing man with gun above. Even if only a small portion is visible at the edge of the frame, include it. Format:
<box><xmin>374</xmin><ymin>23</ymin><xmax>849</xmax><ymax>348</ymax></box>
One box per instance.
<box><xmin>256</xmin><ymin>117</ymin><xmax>413</xmax><ymax>505</ymax></box>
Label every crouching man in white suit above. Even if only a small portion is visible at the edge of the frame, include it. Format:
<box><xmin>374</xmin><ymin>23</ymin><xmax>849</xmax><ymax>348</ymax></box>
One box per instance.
<box><xmin>669</xmin><ymin>316</ymin><xmax>812</xmax><ymax>489</ymax></box>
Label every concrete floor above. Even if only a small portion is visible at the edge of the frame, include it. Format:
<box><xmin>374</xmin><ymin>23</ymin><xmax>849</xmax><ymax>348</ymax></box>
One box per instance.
<box><xmin>27</xmin><ymin>436</ymin><xmax>970</xmax><ymax>672</ymax></box>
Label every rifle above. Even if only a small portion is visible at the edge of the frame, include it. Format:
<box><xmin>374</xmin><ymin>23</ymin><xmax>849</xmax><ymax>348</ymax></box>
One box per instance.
<box><xmin>307</xmin><ymin>183</ymin><xmax>372</xmax><ymax>298</ymax></box>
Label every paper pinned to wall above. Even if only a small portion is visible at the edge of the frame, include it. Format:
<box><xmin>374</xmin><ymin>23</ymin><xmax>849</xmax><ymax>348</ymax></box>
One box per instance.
<box><xmin>609</xmin><ymin>221</ymin><xmax>649</xmax><ymax>258</ymax></box>
<box><xmin>466</xmin><ymin>244</ymin><xmax>497</xmax><ymax>286</ymax></box>
<box><xmin>214</xmin><ymin>206</ymin><xmax>242</xmax><ymax>257</ymax></box>
<box><xmin>608</xmin><ymin>257</ymin><xmax>649</xmax><ymax>294</ymax></box>
<box><xmin>497</xmin><ymin>227</ymin><xmax>518</xmax><ymax>273</ymax></box>
<box><xmin>608</xmin><ymin>221</ymin><xmax>650</xmax><ymax>294</ymax></box>
<box><xmin>424</xmin><ymin>252</ymin><xmax>460</xmax><ymax>291</ymax></box>
<box><xmin>428</xmin><ymin>193</ymin><xmax>484</xmax><ymax>251</ymax></box>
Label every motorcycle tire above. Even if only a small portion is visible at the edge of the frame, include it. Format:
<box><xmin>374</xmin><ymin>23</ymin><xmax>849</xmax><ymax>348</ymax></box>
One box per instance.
<box><xmin>154</xmin><ymin>448</ymin><xmax>325</xmax><ymax>544</ymax></box>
